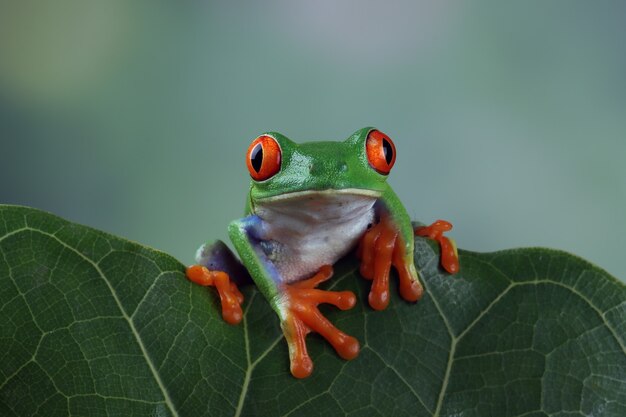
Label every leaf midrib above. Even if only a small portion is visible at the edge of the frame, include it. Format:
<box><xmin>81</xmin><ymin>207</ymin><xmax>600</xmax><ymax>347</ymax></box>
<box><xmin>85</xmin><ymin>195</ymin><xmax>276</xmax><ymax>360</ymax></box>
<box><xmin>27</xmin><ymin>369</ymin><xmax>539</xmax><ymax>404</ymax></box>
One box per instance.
<box><xmin>2</xmin><ymin>225</ymin><xmax>181</xmax><ymax>417</ymax></box>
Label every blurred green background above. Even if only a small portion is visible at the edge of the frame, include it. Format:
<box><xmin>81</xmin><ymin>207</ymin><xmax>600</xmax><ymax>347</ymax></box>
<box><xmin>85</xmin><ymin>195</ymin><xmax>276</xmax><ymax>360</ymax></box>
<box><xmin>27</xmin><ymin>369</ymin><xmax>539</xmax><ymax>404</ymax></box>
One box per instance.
<box><xmin>1</xmin><ymin>1</ymin><xmax>624</xmax><ymax>280</ymax></box>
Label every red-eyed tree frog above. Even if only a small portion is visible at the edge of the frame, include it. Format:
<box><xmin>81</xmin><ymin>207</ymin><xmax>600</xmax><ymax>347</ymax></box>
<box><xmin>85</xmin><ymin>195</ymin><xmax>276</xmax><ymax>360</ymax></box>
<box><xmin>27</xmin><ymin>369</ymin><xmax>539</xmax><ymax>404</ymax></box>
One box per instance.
<box><xmin>186</xmin><ymin>128</ymin><xmax>459</xmax><ymax>378</ymax></box>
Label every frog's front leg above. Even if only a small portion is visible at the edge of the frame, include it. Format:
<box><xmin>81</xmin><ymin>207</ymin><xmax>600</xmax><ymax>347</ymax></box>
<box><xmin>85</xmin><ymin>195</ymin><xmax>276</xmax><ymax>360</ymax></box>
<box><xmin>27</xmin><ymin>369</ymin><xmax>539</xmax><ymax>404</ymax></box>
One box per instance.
<box><xmin>357</xmin><ymin>188</ymin><xmax>424</xmax><ymax>310</ymax></box>
<box><xmin>229</xmin><ymin>215</ymin><xmax>359</xmax><ymax>379</ymax></box>
<box><xmin>281</xmin><ymin>265</ymin><xmax>359</xmax><ymax>378</ymax></box>
<box><xmin>358</xmin><ymin>213</ymin><xmax>424</xmax><ymax>310</ymax></box>
<box><xmin>358</xmin><ymin>188</ymin><xmax>460</xmax><ymax>310</ymax></box>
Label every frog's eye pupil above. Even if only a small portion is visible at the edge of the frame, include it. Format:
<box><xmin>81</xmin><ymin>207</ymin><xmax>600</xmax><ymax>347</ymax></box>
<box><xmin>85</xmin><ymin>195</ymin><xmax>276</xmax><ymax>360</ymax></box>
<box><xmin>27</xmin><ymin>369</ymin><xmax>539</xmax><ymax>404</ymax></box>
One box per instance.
<box><xmin>366</xmin><ymin>129</ymin><xmax>397</xmax><ymax>175</ymax></box>
<box><xmin>250</xmin><ymin>144</ymin><xmax>263</xmax><ymax>172</ymax></box>
<box><xmin>382</xmin><ymin>138</ymin><xmax>393</xmax><ymax>165</ymax></box>
<box><xmin>246</xmin><ymin>135</ymin><xmax>282</xmax><ymax>181</ymax></box>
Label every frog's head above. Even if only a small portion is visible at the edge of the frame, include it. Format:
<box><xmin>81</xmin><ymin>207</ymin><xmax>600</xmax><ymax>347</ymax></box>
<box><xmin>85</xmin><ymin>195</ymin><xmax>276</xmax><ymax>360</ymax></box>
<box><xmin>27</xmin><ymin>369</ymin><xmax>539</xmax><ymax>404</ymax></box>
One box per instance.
<box><xmin>246</xmin><ymin>127</ymin><xmax>396</xmax><ymax>203</ymax></box>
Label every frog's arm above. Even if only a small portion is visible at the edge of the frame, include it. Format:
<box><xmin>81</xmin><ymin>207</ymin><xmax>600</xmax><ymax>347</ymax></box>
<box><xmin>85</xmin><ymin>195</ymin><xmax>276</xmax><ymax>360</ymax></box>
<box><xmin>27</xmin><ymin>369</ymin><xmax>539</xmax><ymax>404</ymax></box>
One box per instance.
<box><xmin>358</xmin><ymin>186</ymin><xmax>459</xmax><ymax>310</ymax></box>
<box><xmin>378</xmin><ymin>186</ymin><xmax>459</xmax><ymax>276</ymax></box>
<box><xmin>358</xmin><ymin>186</ymin><xmax>423</xmax><ymax>310</ymax></box>
<box><xmin>229</xmin><ymin>214</ymin><xmax>359</xmax><ymax>378</ymax></box>
<box><xmin>227</xmin><ymin>215</ymin><xmax>283</xmax><ymax>316</ymax></box>
<box><xmin>379</xmin><ymin>186</ymin><xmax>417</xmax><ymax>252</ymax></box>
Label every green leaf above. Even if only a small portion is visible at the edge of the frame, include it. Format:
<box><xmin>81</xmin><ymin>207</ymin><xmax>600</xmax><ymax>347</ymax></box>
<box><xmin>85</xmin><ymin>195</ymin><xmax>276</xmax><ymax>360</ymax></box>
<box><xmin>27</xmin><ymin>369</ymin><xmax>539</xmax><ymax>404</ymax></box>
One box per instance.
<box><xmin>0</xmin><ymin>204</ymin><xmax>624</xmax><ymax>417</ymax></box>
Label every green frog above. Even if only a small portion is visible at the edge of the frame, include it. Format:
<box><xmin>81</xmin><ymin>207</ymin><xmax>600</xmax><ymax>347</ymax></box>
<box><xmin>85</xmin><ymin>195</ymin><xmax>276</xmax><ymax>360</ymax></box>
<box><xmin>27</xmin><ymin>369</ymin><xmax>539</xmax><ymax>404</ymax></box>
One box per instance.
<box><xmin>186</xmin><ymin>127</ymin><xmax>458</xmax><ymax>378</ymax></box>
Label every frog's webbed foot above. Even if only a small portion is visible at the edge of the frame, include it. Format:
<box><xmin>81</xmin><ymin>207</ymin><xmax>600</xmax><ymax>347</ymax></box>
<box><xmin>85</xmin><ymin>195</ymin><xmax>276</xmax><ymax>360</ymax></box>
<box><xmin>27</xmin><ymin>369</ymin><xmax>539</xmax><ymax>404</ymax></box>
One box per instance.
<box><xmin>281</xmin><ymin>265</ymin><xmax>359</xmax><ymax>378</ymax></box>
<box><xmin>414</xmin><ymin>220</ymin><xmax>459</xmax><ymax>274</ymax></box>
<box><xmin>186</xmin><ymin>265</ymin><xmax>244</xmax><ymax>325</ymax></box>
<box><xmin>357</xmin><ymin>215</ymin><xmax>424</xmax><ymax>311</ymax></box>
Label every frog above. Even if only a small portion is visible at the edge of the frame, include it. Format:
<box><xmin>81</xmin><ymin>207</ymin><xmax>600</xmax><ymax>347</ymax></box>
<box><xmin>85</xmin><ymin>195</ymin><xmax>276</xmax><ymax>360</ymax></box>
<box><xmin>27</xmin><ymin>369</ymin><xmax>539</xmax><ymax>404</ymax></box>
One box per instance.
<box><xmin>186</xmin><ymin>127</ymin><xmax>459</xmax><ymax>378</ymax></box>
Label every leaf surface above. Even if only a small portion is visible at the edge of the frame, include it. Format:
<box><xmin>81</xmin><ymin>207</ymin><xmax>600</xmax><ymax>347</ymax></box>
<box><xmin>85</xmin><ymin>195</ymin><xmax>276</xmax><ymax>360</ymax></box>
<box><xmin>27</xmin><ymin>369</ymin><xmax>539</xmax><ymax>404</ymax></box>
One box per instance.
<box><xmin>0</xmin><ymin>205</ymin><xmax>624</xmax><ymax>417</ymax></box>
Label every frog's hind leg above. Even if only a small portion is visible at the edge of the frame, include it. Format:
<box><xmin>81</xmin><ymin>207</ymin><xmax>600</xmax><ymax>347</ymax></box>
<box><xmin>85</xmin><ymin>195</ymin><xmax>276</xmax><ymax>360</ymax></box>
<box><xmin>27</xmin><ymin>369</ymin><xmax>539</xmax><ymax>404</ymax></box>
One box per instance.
<box><xmin>414</xmin><ymin>220</ymin><xmax>459</xmax><ymax>274</ymax></box>
<box><xmin>186</xmin><ymin>240</ymin><xmax>247</xmax><ymax>325</ymax></box>
<box><xmin>281</xmin><ymin>265</ymin><xmax>359</xmax><ymax>378</ymax></box>
<box><xmin>195</xmin><ymin>240</ymin><xmax>252</xmax><ymax>285</ymax></box>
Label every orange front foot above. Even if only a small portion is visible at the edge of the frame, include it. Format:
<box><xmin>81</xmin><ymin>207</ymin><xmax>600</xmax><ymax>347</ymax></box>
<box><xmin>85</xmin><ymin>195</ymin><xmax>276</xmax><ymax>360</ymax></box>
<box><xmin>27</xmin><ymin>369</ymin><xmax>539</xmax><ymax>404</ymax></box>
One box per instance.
<box><xmin>357</xmin><ymin>215</ymin><xmax>423</xmax><ymax>311</ymax></box>
<box><xmin>415</xmin><ymin>220</ymin><xmax>460</xmax><ymax>274</ymax></box>
<box><xmin>186</xmin><ymin>265</ymin><xmax>244</xmax><ymax>325</ymax></box>
<box><xmin>281</xmin><ymin>265</ymin><xmax>359</xmax><ymax>378</ymax></box>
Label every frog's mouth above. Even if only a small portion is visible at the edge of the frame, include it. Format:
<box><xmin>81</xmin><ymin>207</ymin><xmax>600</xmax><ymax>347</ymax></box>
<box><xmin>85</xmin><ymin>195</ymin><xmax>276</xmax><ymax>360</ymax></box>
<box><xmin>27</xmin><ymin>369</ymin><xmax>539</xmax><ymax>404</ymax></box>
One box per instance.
<box><xmin>255</xmin><ymin>188</ymin><xmax>382</xmax><ymax>203</ymax></box>
<box><xmin>253</xmin><ymin>188</ymin><xmax>381</xmax><ymax>223</ymax></box>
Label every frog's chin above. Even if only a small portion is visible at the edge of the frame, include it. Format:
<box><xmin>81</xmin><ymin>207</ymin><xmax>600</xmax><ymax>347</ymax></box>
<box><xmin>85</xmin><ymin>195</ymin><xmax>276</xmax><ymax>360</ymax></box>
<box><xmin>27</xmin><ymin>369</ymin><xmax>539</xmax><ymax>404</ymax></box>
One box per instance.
<box><xmin>255</xmin><ymin>188</ymin><xmax>382</xmax><ymax>203</ymax></box>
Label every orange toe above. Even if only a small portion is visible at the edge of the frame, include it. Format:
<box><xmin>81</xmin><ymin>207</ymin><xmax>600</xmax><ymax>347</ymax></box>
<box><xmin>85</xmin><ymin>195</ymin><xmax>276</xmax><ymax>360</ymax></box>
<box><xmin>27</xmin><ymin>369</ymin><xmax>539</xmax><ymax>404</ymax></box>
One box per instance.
<box><xmin>282</xmin><ymin>265</ymin><xmax>360</xmax><ymax>378</ymax></box>
<box><xmin>415</xmin><ymin>220</ymin><xmax>460</xmax><ymax>275</ymax></box>
<box><xmin>186</xmin><ymin>264</ymin><xmax>214</xmax><ymax>286</ymax></box>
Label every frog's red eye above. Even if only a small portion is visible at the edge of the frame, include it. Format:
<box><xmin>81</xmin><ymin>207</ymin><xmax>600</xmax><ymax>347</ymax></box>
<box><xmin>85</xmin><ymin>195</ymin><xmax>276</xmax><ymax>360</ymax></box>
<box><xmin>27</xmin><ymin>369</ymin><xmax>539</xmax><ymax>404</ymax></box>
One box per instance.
<box><xmin>366</xmin><ymin>130</ymin><xmax>396</xmax><ymax>175</ymax></box>
<box><xmin>246</xmin><ymin>135</ymin><xmax>282</xmax><ymax>181</ymax></box>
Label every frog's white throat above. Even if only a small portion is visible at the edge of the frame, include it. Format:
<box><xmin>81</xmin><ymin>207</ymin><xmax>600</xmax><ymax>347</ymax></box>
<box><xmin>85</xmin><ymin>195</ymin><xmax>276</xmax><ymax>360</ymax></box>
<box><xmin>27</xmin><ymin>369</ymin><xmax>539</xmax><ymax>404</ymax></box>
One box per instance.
<box><xmin>254</xmin><ymin>188</ymin><xmax>380</xmax><ymax>283</ymax></box>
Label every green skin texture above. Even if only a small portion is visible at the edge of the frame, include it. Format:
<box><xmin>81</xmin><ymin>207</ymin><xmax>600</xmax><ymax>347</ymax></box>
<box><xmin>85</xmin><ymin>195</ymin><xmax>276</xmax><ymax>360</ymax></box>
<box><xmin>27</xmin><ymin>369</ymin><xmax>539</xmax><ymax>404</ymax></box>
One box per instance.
<box><xmin>227</xmin><ymin>127</ymin><xmax>418</xmax><ymax>320</ymax></box>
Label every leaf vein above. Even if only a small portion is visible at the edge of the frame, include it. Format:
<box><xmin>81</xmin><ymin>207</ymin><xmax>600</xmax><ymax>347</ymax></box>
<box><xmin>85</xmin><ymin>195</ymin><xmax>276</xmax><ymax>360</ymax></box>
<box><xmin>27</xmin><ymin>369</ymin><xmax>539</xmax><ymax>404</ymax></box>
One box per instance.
<box><xmin>26</xmin><ymin>228</ymin><xmax>182</xmax><ymax>417</ymax></box>
<box><xmin>233</xmin><ymin>291</ymin><xmax>256</xmax><ymax>417</ymax></box>
<box><xmin>367</xmin><ymin>347</ymin><xmax>432</xmax><ymax>414</ymax></box>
